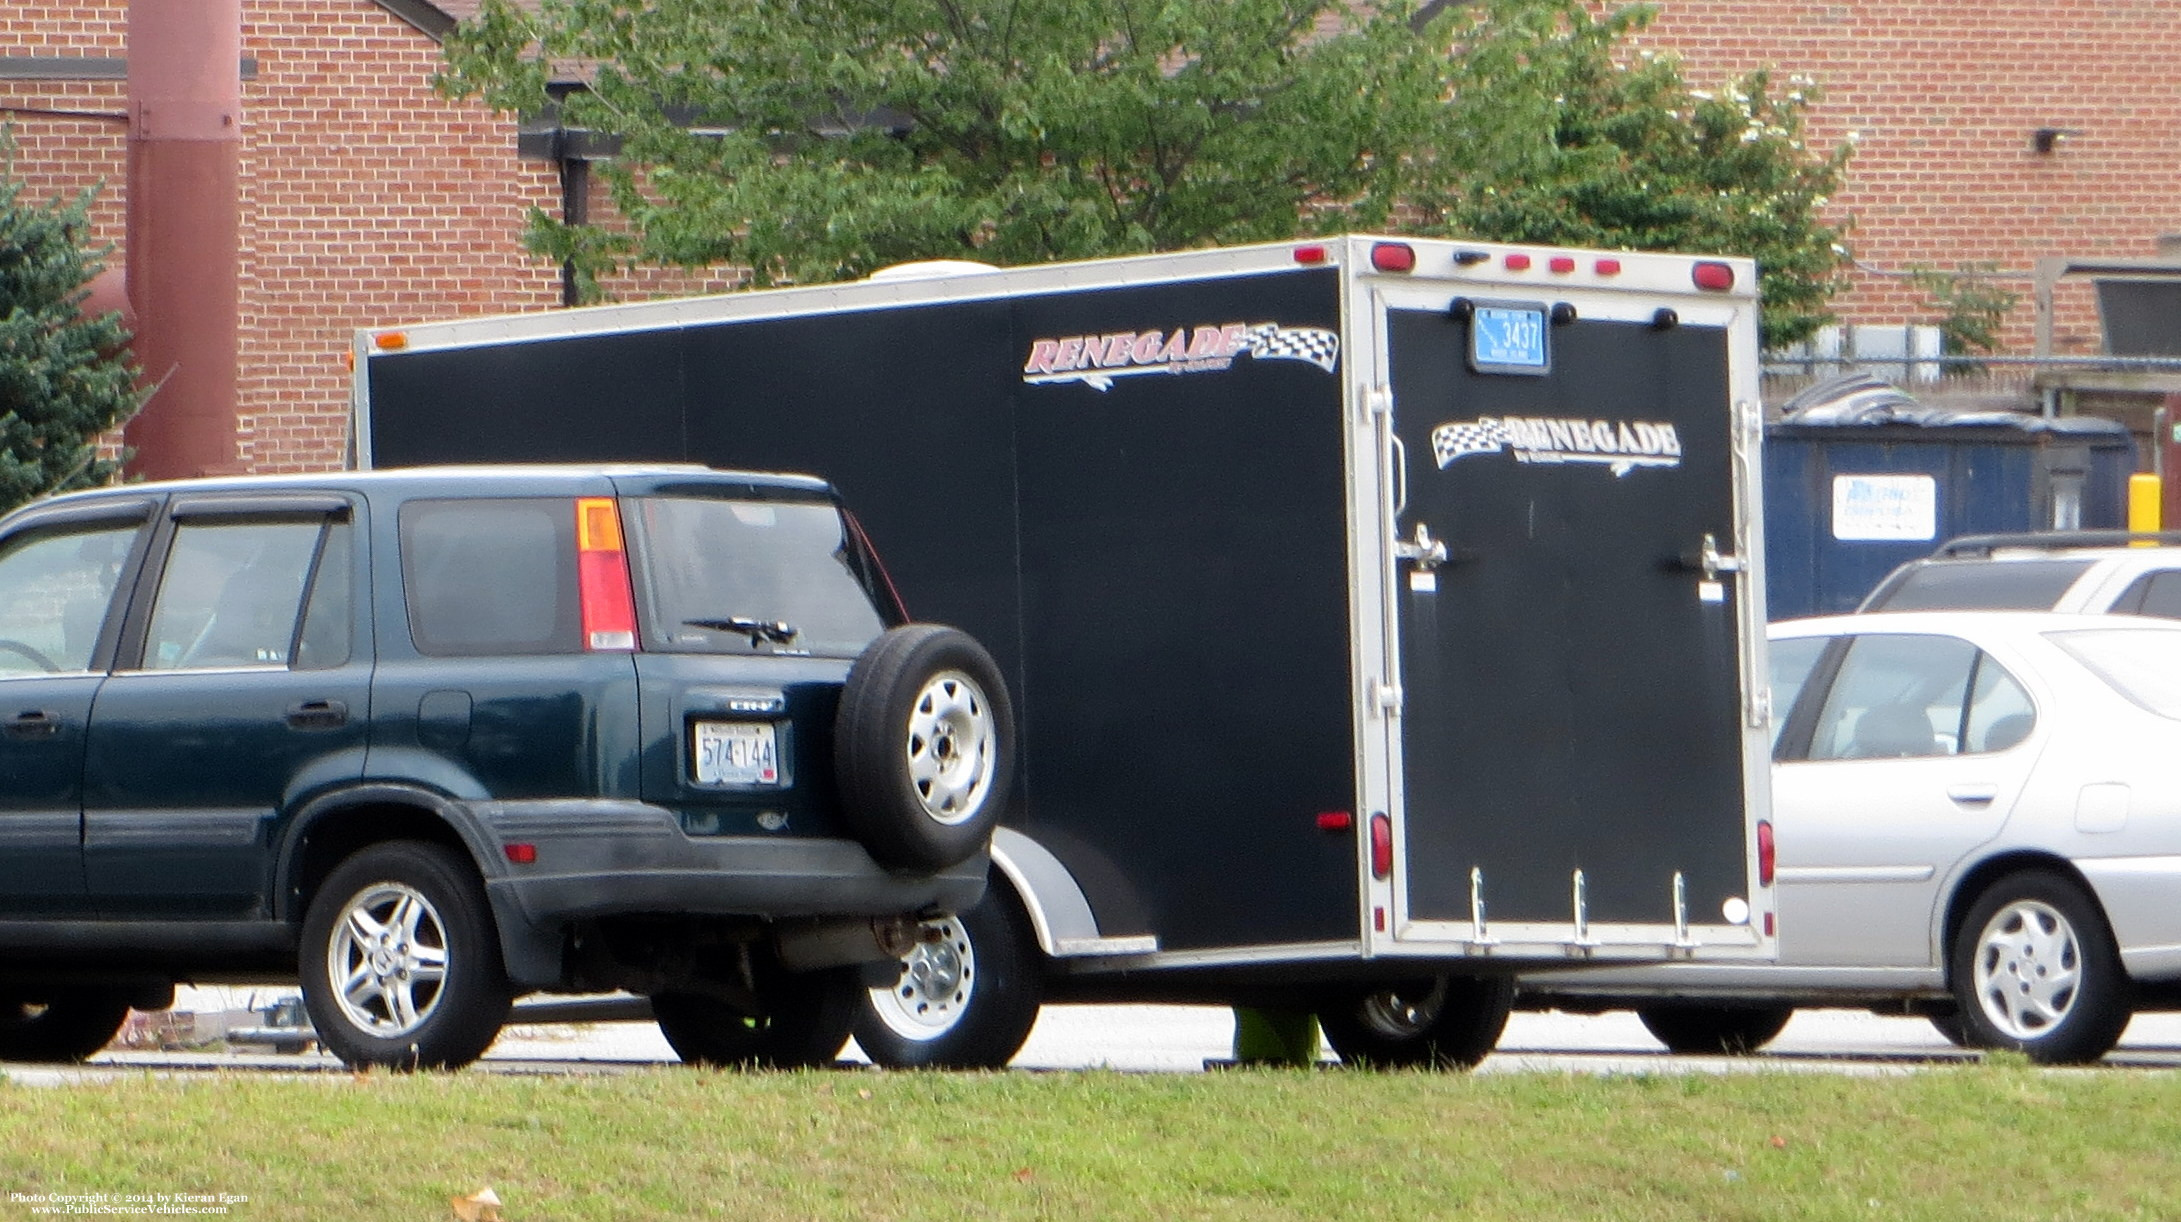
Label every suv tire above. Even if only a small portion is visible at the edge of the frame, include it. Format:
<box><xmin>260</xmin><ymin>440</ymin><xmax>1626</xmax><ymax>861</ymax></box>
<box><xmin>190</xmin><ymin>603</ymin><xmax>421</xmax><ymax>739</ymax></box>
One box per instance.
<box><xmin>299</xmin><ymin>841</ymin><xmax>512</xmax><ymax>1070</ymax></box>
<box><xmin>653</xmin><ymin>963</ymin><xmax>859</xmax><ymax>1069</ymax></box>
<box><xmin>835</xmin><ymin>625</ymin><xmax>1014</xmax><ymax>870</ymax></box>
<box><xmin>0</xmin><ymin>988</ymin><xmax>134</xmax><ymax>1063</ymax></box>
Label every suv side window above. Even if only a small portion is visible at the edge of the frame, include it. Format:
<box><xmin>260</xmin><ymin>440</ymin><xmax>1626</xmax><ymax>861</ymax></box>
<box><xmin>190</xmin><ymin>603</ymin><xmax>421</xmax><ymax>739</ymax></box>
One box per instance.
<box><xmin>2114</xmin><ymin>570</ymin><xmax>2181</xmax><ymax>620</ymax></box>
<box><xmin>0</xmin><ymin>520</ymin><xmax>140</xmax><ymax>675</ymax></box>
<box><xmin>401</xmin><ymin>499</ymin><xmax>578</xmax><ymax>656</ymax></box>
<box><xmin>142</xmin><ymin>518</ymin><xmax>337</xmax><ymax>670</ymax></box>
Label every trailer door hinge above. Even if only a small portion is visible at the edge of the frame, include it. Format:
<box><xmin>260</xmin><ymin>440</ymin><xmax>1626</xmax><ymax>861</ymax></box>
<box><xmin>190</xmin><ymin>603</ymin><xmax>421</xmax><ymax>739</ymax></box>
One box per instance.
<box><xmin>1366</xmin><ymin>386</ymin><xmax>1393</xmax><ymax>419</ymax></box>
<box><xmin>1374</xmin><ymin>681</ymin><xmax>1404</xmax><ymax>715</ymax></box>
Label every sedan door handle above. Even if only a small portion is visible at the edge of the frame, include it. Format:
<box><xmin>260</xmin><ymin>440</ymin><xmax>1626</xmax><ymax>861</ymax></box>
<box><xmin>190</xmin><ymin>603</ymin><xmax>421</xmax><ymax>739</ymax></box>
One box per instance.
<box><xmin>4</xmin><ymin>709</ymin><xmax>58</xmax><ymax>738</ymax></box>
<box><xmin>285</xmin><ymin>699</ymin><xmax>349</xmax><ymax>730</ymax></box>
<box><xmin>1947</xmin><ymin>784</ymin><xmax>1999</xmax><ymax>807</ymax></box>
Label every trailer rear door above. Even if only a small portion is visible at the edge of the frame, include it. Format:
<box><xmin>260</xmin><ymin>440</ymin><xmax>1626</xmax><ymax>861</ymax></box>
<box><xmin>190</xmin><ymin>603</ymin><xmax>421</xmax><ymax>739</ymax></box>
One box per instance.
<box><xmin>1368</xmin><ymin>281</ymin><xmax>1764</xmax><ymax>953</ymax></box>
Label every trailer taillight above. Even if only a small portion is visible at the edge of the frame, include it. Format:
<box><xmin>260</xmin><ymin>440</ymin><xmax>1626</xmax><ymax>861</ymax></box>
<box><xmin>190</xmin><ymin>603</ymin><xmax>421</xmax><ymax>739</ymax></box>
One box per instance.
<box><xmin>1293</xmin><ymin>244</ymin><xmax>1329</xmax><ymax>265</ymax></box>
<box><xmin>575</xmin><ymin>497</ymin><xmax>637</xmax><ymax>651</ymax></box>
<box><xmin>1692</xmin><ymin>261</ymin><xmax>1736</xmax><ymax>291</ymax></box>
<box><xmin>1370</xmin><ymin>242</ymin><xmax>1416</xmax><ymax>273</ymax></box>
<box><xmin>1369</xmin><ymin>812</ymin><xmax>1393</xmax><ymax>879</ymax></box>
<box><xmin>1756</xmin><ymin>818</ymin><xmax>1775</xmax><ymax>887</ymax></box>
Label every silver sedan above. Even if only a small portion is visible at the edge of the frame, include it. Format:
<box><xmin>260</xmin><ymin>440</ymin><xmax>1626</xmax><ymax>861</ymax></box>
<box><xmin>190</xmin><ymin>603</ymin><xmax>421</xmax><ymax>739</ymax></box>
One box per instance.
<box><xmin>1521</xmin><ymin>611</ymin><xmax>2181</xmax><ymax>1064</ymax></box>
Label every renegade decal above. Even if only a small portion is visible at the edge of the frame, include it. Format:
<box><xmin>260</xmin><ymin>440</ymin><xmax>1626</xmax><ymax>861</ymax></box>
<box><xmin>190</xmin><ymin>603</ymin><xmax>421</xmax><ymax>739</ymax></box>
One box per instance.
<box><xmin>1431</xmin><ymin>415</ymin><xmax>1682</xmax><ymax>477</ymax></box>
<box><xmin>1022</xmin><ymin>322</ymin><xmax>1339</xmax><ymax>391</ymax></box>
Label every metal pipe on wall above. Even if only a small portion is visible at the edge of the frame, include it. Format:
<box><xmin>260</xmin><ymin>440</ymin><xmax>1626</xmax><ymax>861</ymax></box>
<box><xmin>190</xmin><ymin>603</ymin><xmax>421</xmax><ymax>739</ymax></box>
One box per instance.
<box><xmin>122</xmin><ymin>0</ymin><xmax>243</xmax><ymax>479</ymax></box>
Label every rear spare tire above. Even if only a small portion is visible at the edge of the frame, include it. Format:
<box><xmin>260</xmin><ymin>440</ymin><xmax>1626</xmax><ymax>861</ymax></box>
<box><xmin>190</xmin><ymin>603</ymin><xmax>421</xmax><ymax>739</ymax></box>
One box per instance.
<box><xmin>835</xmin><ymin>625</ymin><xmax>1014</xmax><ymax>870</ymax></box>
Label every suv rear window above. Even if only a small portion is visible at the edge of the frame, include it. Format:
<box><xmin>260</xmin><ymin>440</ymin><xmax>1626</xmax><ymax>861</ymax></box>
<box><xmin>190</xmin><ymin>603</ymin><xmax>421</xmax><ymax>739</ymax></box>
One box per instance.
<box><xmin>402</xmin><ymin>499</ymin><xmax>579</xmax><ymax>655</ymax></box>
<box><xmin>629</xmin><ymin>495</ymin><xmax>887</xmax><ymax>659</ymax></box>
<box><xmin>1864</xmin><ymin>559</ymin><xmax>2095</xmax><ymax>612</ymax></box>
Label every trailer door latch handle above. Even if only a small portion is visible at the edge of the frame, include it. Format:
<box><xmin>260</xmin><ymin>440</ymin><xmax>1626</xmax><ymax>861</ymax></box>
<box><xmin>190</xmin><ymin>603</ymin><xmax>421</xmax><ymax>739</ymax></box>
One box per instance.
<box><xmin>1675</xmin><ymin>532</ymin><xmax>1741</xmax><ymax>580</ymax></box>
<box><xmin>1394</xmin><ymin>522</ymin><xmax>1449</xmax><ymax>571</ymax></box>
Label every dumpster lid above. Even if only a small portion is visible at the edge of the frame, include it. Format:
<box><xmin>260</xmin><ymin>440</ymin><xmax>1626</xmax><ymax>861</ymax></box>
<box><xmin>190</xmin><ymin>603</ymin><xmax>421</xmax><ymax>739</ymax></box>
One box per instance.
<box><xmin>1775</xmin><ymin>372</ymin><xmax>2129</xmax><ymax>437</ymax></box>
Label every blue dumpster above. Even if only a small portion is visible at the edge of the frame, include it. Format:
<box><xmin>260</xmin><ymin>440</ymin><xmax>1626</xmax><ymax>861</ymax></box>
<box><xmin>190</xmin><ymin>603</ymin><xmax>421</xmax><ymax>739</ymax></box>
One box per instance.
<box><xmin>1764</xmin><ymin>375</ymin><xmax>2136</xmax><ymax>619</ymax></box>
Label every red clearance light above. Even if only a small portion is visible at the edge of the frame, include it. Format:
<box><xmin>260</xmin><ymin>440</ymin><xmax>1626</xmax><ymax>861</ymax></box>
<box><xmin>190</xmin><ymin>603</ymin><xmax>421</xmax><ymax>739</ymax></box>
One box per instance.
<box><xmin>1370</xmin><ymin>242</ymin><xmax>1417</xmax><ymax>273</ymax></box>
<box><xmin>1693</xmin><ymin>261</ymin><xmax>1736</xmax><ymax>291</ymax></box>
<box><xmin>1369</xmin><ymin>812</ymin><xmax>1393</xmax><ymax>879</ymax></box>
<box><xmin>504</xmin><ymin>843</ymin><xmax>537</xmax><ymax>865</ymax></box>
<box><xmin>1293</xmin><ymin>244</ymin><xmax>1329</xmax><ymax>265</ymax></box>
<box><xmin>1548</xmin><ymin>256</ymin><xmax>1576</xmax><ymax>274</ymax></box>
<box><xmin>575</xmin><ymin>497</ymin><xmax>638</xmax><ymax>651</ymax></box>
<box><xmin>373</xmin><ymin>331</ymin><xmax>408</xmax><ymax>351</ymax></box>
<box><xmin>1316</xmin><ymin>810</ymin><xmax>1354</xmax><ymax>832</ymax></box>
<box><xmin>1764</xmin><ymin>910</ymin><xmax>1776</xmax><ymax>937</ymax></box>
<box><xmin>1503</xmin><ymin>253</ymin><xmax>1532</xmax><ymax>271</ymax></box>
<box><xmin>1756</xmin><ymin>819</ymin><xmax>1775</xmax><ymax>886</ymax></box>
<box><xmin>1595</xmin><ymin>258</ymin><xmax>1623</xmax><ymax>276</ymax></box>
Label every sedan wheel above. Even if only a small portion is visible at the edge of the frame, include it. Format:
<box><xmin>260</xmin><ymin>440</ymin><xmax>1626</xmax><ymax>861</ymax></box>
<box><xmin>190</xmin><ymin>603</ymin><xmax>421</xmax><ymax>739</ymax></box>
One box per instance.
<box><xmin>1950</xmin><ymin>871</ymin><xmax>2131</xmax><ymax>1065</ymax></box>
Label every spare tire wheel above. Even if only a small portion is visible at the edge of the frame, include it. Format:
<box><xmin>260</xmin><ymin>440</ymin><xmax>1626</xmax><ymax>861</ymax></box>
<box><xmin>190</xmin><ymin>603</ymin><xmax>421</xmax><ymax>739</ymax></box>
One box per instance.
<box><xmin>835</xmin><ymin>625</ymin><xmax>1014</xmax><ymax>870</ymax></box>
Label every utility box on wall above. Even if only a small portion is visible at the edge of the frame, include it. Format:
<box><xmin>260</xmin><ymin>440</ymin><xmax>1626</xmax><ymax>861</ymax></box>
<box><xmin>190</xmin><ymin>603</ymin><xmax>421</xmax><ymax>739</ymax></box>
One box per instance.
<box><xmin>1766</xmin><ymin>403</ymin><xmax>2135</xmax><ymax>619</ymax></box>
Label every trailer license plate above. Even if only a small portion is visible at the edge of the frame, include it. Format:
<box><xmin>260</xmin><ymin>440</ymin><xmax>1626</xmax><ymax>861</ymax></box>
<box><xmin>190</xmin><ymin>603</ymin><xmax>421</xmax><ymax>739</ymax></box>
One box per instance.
<box><xmin>693</xmin><ymin>722</ymin><xmax>779</xmax><ymax>786</ymax></box>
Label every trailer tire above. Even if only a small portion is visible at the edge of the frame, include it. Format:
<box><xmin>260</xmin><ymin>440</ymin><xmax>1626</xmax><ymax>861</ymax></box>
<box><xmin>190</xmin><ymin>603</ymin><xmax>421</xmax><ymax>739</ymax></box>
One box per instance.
<box><xmin>1635</xmin><ymin>1002</ymin><xmax>1793</xmax><ymax>1055</ymax></box>
<box><xmin>1950</xmin><ymin>869</ymin><xmax>2131</xmax><ymax>1065</ymax></box>
<box><xmin>853</xmin><ymin>883</ymin><xmax>1041</xmax><ymax>1070</ymax></box>
<box><xmin>0</xmin><ymin>988</ymin><xmax>134</xmax><ymax>1063</ymax></box>
<box><xmin>299</xmin><ymin>840</ymin><xmax>511</xmax><ymax>1071</ymax></box>
<box><xmin>1318</xmin><ymin>975</ymin><xmax>1514</xmax><ymax>1070</ymax></box>
<box><xmin>835</xmin><ymin>625</ymin><xmax>1014</xmax><ymax>871</ymax></box>
<box><xmin>653</xmin><ymin>964</ymin><xmax>858</xmax><ymax>1070</ymax></box>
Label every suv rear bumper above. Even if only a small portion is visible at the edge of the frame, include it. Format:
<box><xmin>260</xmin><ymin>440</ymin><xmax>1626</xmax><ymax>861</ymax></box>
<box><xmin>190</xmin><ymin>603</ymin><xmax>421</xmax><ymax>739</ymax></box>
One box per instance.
<box><xmin>470</xmin><ymin>800</ymin><xmax>988</xmax><ymax>925</ymax></box>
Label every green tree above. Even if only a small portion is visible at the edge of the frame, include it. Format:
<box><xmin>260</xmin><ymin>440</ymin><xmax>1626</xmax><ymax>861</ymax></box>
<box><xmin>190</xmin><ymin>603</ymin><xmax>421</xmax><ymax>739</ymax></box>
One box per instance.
<box><xmin>0</xmin><ymin>145</ymin><xmax>138</xmax><ymax>513</ymax></box>
<box><xmin>440</xmin><ymin>0</ymin><xmax>1849</xmax><ymax>344</ymax></box>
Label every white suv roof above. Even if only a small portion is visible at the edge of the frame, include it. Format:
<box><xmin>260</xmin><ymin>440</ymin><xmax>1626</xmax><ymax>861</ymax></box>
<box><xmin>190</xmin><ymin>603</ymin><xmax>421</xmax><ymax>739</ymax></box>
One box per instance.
<box><xmin>1858</xmin><ymin>531</ymin><xmax>2181</xmax><ymax>617</ymax></box>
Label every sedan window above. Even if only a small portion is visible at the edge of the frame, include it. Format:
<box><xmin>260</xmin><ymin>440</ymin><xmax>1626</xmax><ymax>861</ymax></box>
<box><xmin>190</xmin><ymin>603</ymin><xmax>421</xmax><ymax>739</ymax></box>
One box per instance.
<box><xmin>1767</xmin><ymin>636</ymin><xmax>1827</xmax><ymax>753</ymax></box>
<box><xmin>1808</xmin><ymin>633</ymin><xmax>1978</xmax><ymax>760</ymax></box>
<box><xmin>2049</xmin><ymin>628</ymin><xmax>2181</xmax><ymax>720</ymax></box>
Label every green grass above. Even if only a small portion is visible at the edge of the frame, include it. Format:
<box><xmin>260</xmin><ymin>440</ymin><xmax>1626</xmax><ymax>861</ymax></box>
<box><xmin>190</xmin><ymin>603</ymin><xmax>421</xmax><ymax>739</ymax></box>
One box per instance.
<box><xmin>1</xmin><ymin>1063</ymin><xmax>2176</xmax><ymax>1220</ymax></box>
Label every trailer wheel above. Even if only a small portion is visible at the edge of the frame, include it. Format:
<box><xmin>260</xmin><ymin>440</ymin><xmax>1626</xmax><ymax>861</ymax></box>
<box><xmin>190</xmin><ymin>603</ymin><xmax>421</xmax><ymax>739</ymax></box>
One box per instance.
<box><xmin>1317</xmin><ymin>975</ymin><xmax>1514</xmax><ymax>1070</ymax></box>
<box><xmin>653</xmin><ymin>964</ymin><xmax>858</xmax><ymax>1070</ymax></box>
<box><xmin>1635</xmin><ymin>1002</ymin><xmax>1793</xmax><ymax>1055</ymax></box>
<box><xmin>299</xmin><ymin>841</ymin><xmax>511</xmax><ymax>1070</ymax></box>
<box><xmin>1950</xmin><ymin>870</ymin><xmax>2132</xmax><ymax>1065</ymax></box>
<box><xmin>0</xmin><ymin>988</ymin><xmax>134</xmax><ymax>1063</ymax></box>
<box><xmin>835</xmin><ymin>625</ymin><xmax>1014</xmax><ymax>871</ymax></box>
<box><xmin>853</xmin><ymin>883</ymin><xmax>1041</xmax><ymax>1070</ymax></box>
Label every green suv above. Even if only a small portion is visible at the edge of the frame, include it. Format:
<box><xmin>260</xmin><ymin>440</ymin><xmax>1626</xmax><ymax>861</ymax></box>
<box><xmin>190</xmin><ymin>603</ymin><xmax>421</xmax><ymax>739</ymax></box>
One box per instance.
<box><xmin>0</xmin><ymin>465</ymin><xmax>1010</xmax><ymax>1069</ymax></box>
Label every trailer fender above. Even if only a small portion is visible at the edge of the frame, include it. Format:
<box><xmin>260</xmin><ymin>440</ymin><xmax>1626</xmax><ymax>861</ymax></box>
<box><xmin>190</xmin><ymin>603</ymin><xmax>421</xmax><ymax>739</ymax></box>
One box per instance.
<box><xmin>989</xmin><ymin>827</ymin><xmax>1159</xmax><ymax>958</ymax></box>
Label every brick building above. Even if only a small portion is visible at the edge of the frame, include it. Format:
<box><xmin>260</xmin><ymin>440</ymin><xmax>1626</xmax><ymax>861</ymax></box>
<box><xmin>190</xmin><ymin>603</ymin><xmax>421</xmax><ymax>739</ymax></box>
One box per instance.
<box><xmin>3</xmin><ymin>1</ymin><xmax>2177</xmax><ymax>474</ymax></box>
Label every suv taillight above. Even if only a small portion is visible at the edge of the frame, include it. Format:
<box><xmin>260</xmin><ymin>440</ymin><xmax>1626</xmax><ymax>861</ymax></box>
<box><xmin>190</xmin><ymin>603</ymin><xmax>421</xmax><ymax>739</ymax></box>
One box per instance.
<box><xmin>575</xmin><ymin>497</ymin><xmax>637</xmax><ymax>651</ymax></box>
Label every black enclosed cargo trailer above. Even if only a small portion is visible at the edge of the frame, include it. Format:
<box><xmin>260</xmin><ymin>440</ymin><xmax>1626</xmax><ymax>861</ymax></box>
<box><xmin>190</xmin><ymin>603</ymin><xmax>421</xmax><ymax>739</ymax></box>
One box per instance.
<box><xmin>355</xmin><ymin>237</ymin><xmax>1776</xmax><ymax>1065</ymax></box>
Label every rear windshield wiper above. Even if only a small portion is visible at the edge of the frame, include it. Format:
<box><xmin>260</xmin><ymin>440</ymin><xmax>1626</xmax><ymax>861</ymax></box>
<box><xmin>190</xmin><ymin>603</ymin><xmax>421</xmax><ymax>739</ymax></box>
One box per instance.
<box><xmin>684</xmin><ymin>617</ymin><xmax>800</xmax><ymax>647</ymax></box>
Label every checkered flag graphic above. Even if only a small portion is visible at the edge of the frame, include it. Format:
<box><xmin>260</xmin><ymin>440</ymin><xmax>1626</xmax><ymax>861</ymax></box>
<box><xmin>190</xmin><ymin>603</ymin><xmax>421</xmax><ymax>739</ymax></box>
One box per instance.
<box><xmin>1243</xmin><ymin>323</ymin><xmax>1342</xmax><ymax>373</ymax></box>
<box><xmin>1431</xmin><ymin>418</ymin><xmax>1510</xmax><ymax>467</ymax></box>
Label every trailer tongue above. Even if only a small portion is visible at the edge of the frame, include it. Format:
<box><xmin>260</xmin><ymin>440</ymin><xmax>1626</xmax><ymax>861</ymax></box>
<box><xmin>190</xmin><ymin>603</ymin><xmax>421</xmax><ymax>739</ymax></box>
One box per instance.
<box><xmin>356</xmin><ymin>235</ymin><xmax>1775</xmax><ymax>1067</ymax></box>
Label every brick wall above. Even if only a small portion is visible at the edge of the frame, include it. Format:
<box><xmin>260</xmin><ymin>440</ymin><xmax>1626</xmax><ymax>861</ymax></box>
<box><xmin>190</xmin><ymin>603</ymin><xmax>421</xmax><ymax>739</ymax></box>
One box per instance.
<box><xmin>1623</xmin><ymin>0</ymin><xmax>2181</xmax><ymax>354</ymax></box>
<box><xmin>4</xmin><ymin>0</ymin><xmax>566</xmax><ymax>475</ymax></box>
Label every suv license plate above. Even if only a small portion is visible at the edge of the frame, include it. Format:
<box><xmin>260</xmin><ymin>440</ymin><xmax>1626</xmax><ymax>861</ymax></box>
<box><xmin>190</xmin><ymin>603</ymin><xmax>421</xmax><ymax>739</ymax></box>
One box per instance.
<box><xmin>693</xmin><ymin>721</ymin><xmax>780</xmax><ymax>786</ymax></box>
